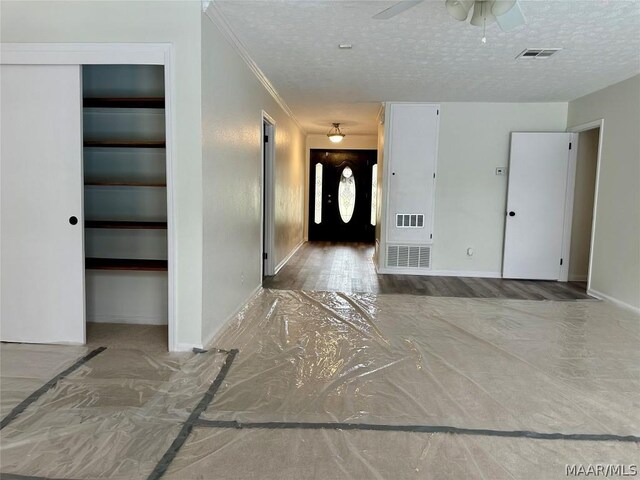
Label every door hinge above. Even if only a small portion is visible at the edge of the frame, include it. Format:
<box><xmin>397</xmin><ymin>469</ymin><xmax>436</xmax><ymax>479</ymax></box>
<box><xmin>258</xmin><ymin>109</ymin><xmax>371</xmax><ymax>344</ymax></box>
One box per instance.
<box><xmin>264</xmin><ymin>135</ymin><xmax>269</xmax><ymax>142</ymax></box>
<box><xmin>430</xmin><ymin>234</ymin><xmax>433</xmax><ymax>239</ymax></box>
<box><xmin>263</xmin><ymin>252</ymin><xmax>268</xmax><ymax>260</ymax></box>
<box><xmin>560</xmin><ymin>258</ymin><xmax>563</xmax><ymax>266</ymax></box>
<box><xmin>436</xmin><ymin>109</ymin><xmax>439</xmax><ymax>115</ymax></box>
<box><xmin>433</xmin><ymin>173</ymin><xmax>436</xmax><ymax>179</ymax></box>
<box><xmin>568</xmin><ymin>142</ymin><xmax>572</xmax><ymax>150</ymax></box>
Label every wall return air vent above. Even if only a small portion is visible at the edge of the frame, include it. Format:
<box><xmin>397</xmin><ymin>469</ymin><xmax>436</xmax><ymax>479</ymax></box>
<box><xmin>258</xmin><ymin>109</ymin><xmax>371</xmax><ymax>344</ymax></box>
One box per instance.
<box><xmin>516</xmin><ymin>48</ymin><xmax>561</xmax><ymax>59</ymax></box>
<box><xmin>396</xmin><ymin>213</ymin><xmax>425</xmax><ymax>228</ymax></box>
<box><xmin>387</xmin><ymin>245</ymin><xmax>431</xmax><ymax>269</ymax></box>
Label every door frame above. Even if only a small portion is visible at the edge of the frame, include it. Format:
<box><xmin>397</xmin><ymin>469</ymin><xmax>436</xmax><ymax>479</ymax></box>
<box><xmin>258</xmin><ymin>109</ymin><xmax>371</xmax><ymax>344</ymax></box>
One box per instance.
<box><xmin>261</xmin><ymin>111</ymin><xmax>276</xmax><ymax>277</ymax></box>
<box><xmin>562</xmin><ymin>119</ymin><xmax>605</xmax><ymax>289</ymax></box>
<box><xmin>1</xmin><ymin>43</ymin><xmax>178</xmax><ymax>351</ymax></box>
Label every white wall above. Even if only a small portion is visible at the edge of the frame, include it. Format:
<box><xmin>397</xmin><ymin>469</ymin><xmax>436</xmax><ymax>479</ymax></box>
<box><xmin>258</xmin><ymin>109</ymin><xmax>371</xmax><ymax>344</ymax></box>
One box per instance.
<box><xmin>568</xmin><ymin>75</ymin><xmax>640</xmax><ymax>311</ymax></box>
<box><xmin>569</xmin><ymin>128</ymin><xmax>598</xmax><ymax>282</ymax></box>
<box><xmin>304</xmin><ymin>134</ymin><xmax>378</xmax><ymax>239</ymax></box>
<box><xmin>433</xmin><ymin>102</ymin><xmax>568</xmax><ymax>274</ymax></box>
<box><xmin>0</xmin><ymin>1</ymin><xmax>204</xmax><ymax>347</ymax></box>
<box><xmin>201</xmin><ymin>11</ymin><xmax>305</xmax><ymax>345</ymax></box>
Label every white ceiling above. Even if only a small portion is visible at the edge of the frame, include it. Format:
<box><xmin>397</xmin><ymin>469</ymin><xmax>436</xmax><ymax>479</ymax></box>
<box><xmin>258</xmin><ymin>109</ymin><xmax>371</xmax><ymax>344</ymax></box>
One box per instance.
<box><xmin>214</xmin><ymin>0</ymin><xmax>640</xmax><ymax>134</ymax></box>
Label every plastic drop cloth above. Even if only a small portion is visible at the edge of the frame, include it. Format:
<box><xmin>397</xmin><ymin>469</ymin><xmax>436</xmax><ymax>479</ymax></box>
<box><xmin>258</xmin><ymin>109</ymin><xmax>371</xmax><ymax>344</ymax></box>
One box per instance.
<box><xmin>1</xmin><ymin>289</ymin><xmax>639</xmax><ymax>480</ymax></box>
<box><xmin>165</xmin><ymin>289</ymin><xmax>639</xmax><ymax>480</ymax></box>
<box><xmin>1</xmin><ymin>342</ymin><xmax>229</xmax><ymax>479</ymax></box>
<box><xmin>1</xmin><ymin>343</ymin><xmax>90</xmax><ymax>419</ymax></box>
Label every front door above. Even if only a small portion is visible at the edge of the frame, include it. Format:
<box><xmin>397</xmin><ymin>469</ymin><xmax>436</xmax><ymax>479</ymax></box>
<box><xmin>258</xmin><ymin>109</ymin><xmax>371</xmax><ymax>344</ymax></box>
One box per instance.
<box><xmin>309</xmin><ymin>149</ymin><xmax>376</xmax><ymax>242</ymax></box>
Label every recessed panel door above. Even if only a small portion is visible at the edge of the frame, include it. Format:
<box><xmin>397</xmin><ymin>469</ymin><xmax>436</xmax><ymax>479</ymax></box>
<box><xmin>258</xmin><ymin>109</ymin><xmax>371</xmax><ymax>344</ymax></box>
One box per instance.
<box><xmin>503</xmin><ymin>132</ymin><xmax>572</xmax><ymax>280</ymax></box>
<box><xmin>1</xmin><ymin>65</ymin><xmax>85</xmax><ymax>343</ymax></box>
<box><xmin>309</xmin><ymin>149</ymin><xmax>376</xmax><ymax>242</ymax></box>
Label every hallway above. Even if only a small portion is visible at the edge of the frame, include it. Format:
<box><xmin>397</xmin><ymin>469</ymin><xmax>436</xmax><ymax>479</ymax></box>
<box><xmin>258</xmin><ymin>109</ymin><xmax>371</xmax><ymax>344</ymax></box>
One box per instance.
<box><xmin>264</xmin><ymin>242</ymin><xmax>591</xmax><ymax>300</ymax></box>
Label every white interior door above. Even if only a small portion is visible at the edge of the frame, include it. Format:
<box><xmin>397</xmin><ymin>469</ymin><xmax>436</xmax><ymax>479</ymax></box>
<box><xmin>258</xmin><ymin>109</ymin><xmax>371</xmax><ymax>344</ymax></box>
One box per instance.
<box><xmin>1</xmin><ymin>65</ymin><xmax>85</xmax><ymax>343</ymax></box>
<box><xmin>503</xmin><ymin>132</ymin><xmax>572</xmax><ymax>280</ymax></box>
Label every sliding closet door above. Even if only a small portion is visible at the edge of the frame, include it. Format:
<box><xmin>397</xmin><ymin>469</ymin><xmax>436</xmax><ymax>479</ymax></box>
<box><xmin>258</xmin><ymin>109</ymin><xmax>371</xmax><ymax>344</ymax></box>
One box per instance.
<box><xmin>1</xmin><ymin>65</ymin><xmax>85</xmax><ymax>343</ymax></box>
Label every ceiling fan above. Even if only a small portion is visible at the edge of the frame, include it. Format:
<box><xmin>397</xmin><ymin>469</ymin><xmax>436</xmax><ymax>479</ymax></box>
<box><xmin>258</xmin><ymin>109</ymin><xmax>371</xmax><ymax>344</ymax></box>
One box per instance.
<box><xmin>373</xmin><ymin>0</ymin><xmax>527</xmax><ymax>36</ymax></box>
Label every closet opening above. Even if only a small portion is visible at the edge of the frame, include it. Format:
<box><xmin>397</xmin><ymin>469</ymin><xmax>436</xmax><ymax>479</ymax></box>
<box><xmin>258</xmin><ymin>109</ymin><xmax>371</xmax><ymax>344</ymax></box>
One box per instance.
<box><xmin>82</xmin><ymin>64</ymin><xmax>169</xmax><ymax>349</ymax></box>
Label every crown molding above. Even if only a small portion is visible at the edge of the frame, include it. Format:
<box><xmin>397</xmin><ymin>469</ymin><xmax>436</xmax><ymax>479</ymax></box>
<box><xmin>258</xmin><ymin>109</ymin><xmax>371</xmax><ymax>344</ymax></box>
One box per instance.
<box><xmin>376</xmin><ymin>103</ymin><xmax>385</xmax><ymax>125</ymax></box>
<box><xmin>203</xmin><ymin>1</ymin><xmax>305</xmax><ymax>133</ymax></box>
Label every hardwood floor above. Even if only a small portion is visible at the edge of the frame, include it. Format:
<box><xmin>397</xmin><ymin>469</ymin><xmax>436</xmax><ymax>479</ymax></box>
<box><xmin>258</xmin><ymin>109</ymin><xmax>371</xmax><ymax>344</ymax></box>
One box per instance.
<box><xmin>263</xmin><ymin>242</ymin><xmax>592</xmax><ymax>300</ymax></box>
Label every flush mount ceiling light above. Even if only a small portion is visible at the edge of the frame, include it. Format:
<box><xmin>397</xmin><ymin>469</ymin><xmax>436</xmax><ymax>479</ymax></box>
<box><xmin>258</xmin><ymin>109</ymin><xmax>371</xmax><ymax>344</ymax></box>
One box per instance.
<box><xmin>339</xmin><ymin>44</ymin><xmax>353</xmax><ymax>49</ymax></box>
<box><xmin>373</xmin><ymin>0</ymin><xmax>526</xmax><ymax>42</ymax></box>
<box><xmin>327</xmin><ymin>123</ymin><xmax>346</xmax><ymax>143</ymax></box>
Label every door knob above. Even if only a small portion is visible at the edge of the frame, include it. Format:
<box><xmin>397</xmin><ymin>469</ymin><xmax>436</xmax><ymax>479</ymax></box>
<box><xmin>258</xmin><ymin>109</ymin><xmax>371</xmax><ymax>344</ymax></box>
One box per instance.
<box><xmin>69</xmin><ymin>216</ymin><xmax>78</xmax><ymax>225</ymax></box>
<box><xmin>508</xmin><ymin>211</ymin><xmax>515</xmax><ymax>217</ymax></box>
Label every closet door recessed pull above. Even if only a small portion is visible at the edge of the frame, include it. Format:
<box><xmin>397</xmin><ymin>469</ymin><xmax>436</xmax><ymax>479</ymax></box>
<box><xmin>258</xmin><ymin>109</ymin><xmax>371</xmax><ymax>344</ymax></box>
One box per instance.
<box><xmin>69</xmin><ymin>216</ymin><xmax>78</xmax><ymax>225</ymax></box>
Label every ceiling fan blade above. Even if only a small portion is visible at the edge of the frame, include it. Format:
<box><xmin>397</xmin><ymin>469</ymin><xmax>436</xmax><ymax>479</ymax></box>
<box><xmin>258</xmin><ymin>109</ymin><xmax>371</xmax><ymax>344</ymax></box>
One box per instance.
<box><xmin>496</xmin><ymin>0</ymin><xmax>527</xmax><ymax>31</ymax></box>
<box><xmin>372</xmin><ymin>0</ymin><xmax>423</xmax><ymax>20</ymax></box>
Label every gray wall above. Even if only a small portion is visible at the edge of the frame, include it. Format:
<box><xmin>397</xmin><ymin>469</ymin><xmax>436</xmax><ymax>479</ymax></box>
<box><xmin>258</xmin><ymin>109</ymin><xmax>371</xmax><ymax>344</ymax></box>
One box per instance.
<box><xmin>568</xmin><ymin>75</ymin><xmax>640</xmax><ymax>310</ymax></box>
<box><xmin>201</xmin><ymin>11</ymin><xmax>306</xmax><ymax>346</ymax></box>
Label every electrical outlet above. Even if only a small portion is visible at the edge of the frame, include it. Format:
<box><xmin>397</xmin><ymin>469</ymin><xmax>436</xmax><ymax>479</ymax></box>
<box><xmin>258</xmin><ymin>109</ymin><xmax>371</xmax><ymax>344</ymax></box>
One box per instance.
<box><xmin>495</xmin><ymin>167</ymin><xmax>507</xmax><ymax>176</ymax></box>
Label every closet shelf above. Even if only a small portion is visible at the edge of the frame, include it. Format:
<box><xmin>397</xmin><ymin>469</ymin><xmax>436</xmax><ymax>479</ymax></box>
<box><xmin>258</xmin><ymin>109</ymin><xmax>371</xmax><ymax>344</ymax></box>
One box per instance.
<box><xmin>84</xmin><ymin>140</ymin><xmax>166</xmax><ymax>148</ymax></box>
<box><xmin>86</xmin><ymin>257</ymin><xmax>168</xmax><ymax>271</ymax></box>
<box><xmin>85</xmin><ymin>181</ymin><xmax>167</xmax><ymax>187</ymax></box>
<box><xmin>83</xmin><ymin>97</ymin><xmax>165</xmax><ymax>109</ymax></box>
<box><xmin>85</xmin><ymin>220</ymin><xmax>167</xmax><ymax>230</ymax></box>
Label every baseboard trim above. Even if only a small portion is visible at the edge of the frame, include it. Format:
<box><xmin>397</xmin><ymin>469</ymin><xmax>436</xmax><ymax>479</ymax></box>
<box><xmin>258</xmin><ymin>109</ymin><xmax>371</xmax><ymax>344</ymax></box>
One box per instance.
<box><xmin>568</xmin><ymin>274</ymin><xmax>588</xmax><ymax>282</ymax></box>
<box><xmin>174</xmin><ymin>342</ymin><xmax>204</xmax><ymax>352</ymax></box>
<box><xmin>274</xmin><ymin>240</ymin><xmax>304</xmax><ymax>275</ymax></box>
<box><xmin>87</xmin><ymin>315</ymin><xmax>168</xmax><ymax>326</ymax></box>
<box><xmin>201</xmin><ymin>284</ymin><xmax>264</xmax><ymax>350</ymax></box>
<box><xmin>376</xmin><ymin>267</ymin><xmax>502</xmax><ymax>278</ymax></box>
<box><xmin>587</xmin><ymin>288</ymin><xmax>640</xmax><ymax>315</ymax></box>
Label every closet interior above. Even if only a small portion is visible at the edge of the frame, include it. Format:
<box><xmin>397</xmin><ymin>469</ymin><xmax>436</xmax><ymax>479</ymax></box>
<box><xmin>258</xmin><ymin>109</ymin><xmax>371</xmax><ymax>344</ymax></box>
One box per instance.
<box><xmin>82</xmin><ymin>65</ymin><xmax>169</xmax><ymax>335</ymax></box>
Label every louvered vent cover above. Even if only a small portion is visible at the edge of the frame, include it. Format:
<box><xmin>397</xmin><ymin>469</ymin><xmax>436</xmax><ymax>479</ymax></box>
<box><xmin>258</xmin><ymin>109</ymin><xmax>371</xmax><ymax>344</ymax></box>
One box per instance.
<box><xmin>387</xmin><ymin>245</ymin><xmax>431</xmax><ymax>269</ymax></box>
<box><xmin>516</xmin><ymin>48</ymin><xmax>561</xmax><ymax>59</ymax></box>
<box><xmin>396</xmin><ymin>213</ymin><xmax>425</xmax><ymax>228</ymax></box>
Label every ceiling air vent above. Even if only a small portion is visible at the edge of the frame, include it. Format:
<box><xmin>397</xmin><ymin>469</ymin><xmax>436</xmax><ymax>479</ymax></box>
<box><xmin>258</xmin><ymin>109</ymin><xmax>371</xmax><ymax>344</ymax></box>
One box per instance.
<box><xmin>516</xmin><ymin>48</ymin><xmax>561</xmax><ymax>59</ymax></box>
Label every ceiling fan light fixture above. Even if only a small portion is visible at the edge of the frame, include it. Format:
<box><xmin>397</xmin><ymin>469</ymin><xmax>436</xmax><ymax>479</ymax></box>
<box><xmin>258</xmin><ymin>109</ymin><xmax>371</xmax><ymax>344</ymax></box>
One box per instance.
<box><xmin>470</xmin><ymin>0</ymin><xmax>496</xmax><ymax>26</ymax></box>
<box><xmin>491</xmin><ymin>0</ymin><xmax>516</xmax><ymax>16</ymax></box>
<box><xmin>327</xmin><ymin>123</ymin><xmax>346</xmax><ymax>143</ymax></box>
<box><xmin>445</xmin><ymin>0</ymin><xmax>473</xmax><ymax>21</ymax></box>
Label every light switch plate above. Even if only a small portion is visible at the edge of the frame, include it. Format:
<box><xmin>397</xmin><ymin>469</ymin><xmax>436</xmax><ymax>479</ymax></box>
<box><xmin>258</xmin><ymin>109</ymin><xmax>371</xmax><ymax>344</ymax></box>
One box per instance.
<box><xmin>496</xmin><ymin>167</ymin><xmax>507</xmax><ymax>176</ymax></box>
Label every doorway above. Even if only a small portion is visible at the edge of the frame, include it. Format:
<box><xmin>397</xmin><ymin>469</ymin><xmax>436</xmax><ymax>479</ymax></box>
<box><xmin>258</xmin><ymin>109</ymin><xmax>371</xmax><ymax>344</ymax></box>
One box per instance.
<box><xmin>82</xmin><ymin>64</ymin><xmax>169</xmax><ymax>349</ymax></box>
<box><xmin>0</xmin><ymin>44</ymin><xmax>177</xmax><ymax>350</ymax></box>
<box><xmin>566</xmin><ymin>126</ymin><xmax>601</xmax><ymax>287</ymax></box>
<box><xmin>308</xmin><ymin>149</ymin><xmax>376</xmax><ymax>242</ymax></box>
<box><xmin>261</xmin><ymin>113</ymin><xmax>276</xmax><ymax>278</ymax></box>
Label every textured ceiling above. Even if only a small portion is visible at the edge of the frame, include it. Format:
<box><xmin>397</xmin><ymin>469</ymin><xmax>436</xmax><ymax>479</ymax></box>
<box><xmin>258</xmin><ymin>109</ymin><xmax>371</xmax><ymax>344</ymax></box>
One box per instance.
<box><xmin>214</xmin><ymin>0</ymin><xmax>640</xmax><ymax>134</ymax></box>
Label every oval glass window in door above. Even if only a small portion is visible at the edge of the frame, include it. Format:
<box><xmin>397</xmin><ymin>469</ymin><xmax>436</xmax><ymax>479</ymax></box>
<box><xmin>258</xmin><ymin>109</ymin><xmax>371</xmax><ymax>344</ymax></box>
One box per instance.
<box><xmin>338</xmin><ymin>166</ymin><xmax>356</xmax><ymax>223</ymax></box>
